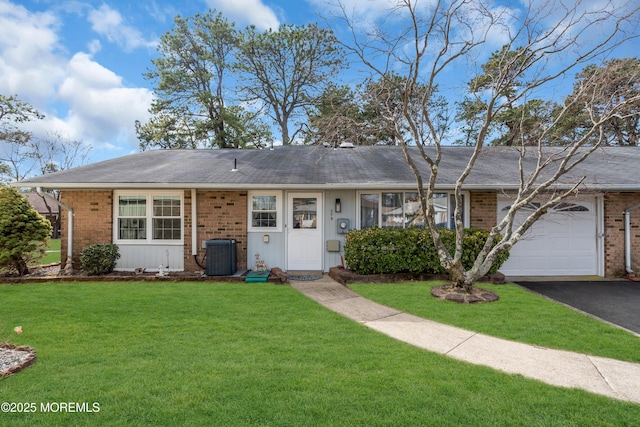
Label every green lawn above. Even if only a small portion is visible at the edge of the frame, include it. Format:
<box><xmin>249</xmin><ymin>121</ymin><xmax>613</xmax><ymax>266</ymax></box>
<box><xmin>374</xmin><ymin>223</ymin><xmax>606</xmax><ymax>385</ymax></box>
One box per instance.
<box><xmin>46</xmin><ymin>239</ymin><xmax>61</xmax><ymax>252</ymax></box>
<box><xmin>1</xmin><ymin>282</ymin><xmax>639</xmax><ymax>426</ymax></box>
<box><xmin>38</xmin><ymin>239</ymin><xmax>61</xmax><ymax>265</ymax></box>
<box><xmin>351</xmin><ymin>281</ymin><xmax>640</xmax><ymax>363</ymax></box>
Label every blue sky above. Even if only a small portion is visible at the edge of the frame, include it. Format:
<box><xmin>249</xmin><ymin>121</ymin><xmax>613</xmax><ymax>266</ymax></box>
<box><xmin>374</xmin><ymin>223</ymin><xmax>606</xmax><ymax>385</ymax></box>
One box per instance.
<box><xmin>1</xmin><ymin>0</ymin><xmax>328</xmax><ymax>163</ymax></box>
<box><xmin>2</xmin><ymin>0</ymin><xmax>638</xmax><ymax>167</ymax></box>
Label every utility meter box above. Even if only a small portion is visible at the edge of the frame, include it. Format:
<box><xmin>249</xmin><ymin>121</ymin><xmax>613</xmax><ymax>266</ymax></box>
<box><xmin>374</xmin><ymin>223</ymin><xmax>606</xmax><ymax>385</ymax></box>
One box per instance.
<box><xmin>326</xmin><ymin>240</ymin><xmax>340</xmax><ymax>252</ymax></box>
<box><xmin>337</xmin><ymin>218</ymin><xmax>350</xmax><ymax>234</ymax></box>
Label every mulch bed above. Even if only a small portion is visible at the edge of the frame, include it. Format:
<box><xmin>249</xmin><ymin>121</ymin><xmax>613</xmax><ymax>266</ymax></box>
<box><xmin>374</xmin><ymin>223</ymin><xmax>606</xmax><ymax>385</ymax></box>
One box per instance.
<box><xmin>430</xmin><ymin>284</ymin><xmax>499</xmax><ymax>303</ymax></box>
<box><xmin>3</xmin><ymin>264</ymin><xmax>504</xmax><ymax>304</ymax></box>
<box><xmin>0</xmin><ymin>343</ymin><xmax>36</xmax><ymax>378</ymax></box>
<box><xmin>0</xmin><ymin>264</ymin><xmax>287</xmax><ymax>284</ymax></box>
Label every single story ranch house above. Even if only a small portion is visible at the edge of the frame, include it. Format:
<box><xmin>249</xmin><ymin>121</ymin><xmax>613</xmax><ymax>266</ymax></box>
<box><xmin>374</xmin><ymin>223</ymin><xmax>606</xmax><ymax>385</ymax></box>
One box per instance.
<box><xmin>13</xmin><ymin>145</ymin><xmax>640</xmax><ymax>278</ymax></box>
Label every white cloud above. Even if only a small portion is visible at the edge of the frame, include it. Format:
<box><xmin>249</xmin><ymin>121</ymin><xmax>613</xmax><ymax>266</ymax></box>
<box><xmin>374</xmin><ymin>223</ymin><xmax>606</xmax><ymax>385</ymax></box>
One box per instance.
<box><xmin>307</xmin><ymin>0</ymin><xmax>403</xmax><ymax>30</ymax></box>
<box><xmin>0</xmin><ymin>0</ymin><xmax>154</xmax><ymax>162</ymax></box>
<box><xmin>57</xmin><ymin>52</ymin><xmax>153</xmax><ymax>151</ymax></box>
<box><xmin>88</xmin><ymin>4</ymin><xmax>157</xmax><ymax>52</ymax></box>
<box><xmin>87</xmin><ymin>39</ymin><xmax>102</xmax><ymax>55</ymax></box>
<box><xmin>0</xmin><ymin>0</ymin><xmax>65</xmax><ymax>104</ymax></box>
<box><xmin>205</xmin><ymin>0</ymin><xmax>280</xmax><ymax>30</ymax></box>
<box><xmin>143</xmin><ymin>0</ymin><xmax>177</xmax><ymax>24</ymax></box>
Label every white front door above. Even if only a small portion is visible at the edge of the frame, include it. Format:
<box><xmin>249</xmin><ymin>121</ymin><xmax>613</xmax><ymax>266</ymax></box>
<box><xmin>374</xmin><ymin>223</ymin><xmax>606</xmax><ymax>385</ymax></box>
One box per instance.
<box><xmin>287</xmin><ymin>193</ymin><xmax>323</xmax><ymax>271</ymax></box>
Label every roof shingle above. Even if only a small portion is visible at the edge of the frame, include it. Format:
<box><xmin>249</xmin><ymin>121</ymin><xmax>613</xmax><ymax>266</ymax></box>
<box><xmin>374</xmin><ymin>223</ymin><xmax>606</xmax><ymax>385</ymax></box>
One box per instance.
<box><xmin>14</xmin><ymin>145</ymin><xmax>640</xmax><ymax>191</ymax></box>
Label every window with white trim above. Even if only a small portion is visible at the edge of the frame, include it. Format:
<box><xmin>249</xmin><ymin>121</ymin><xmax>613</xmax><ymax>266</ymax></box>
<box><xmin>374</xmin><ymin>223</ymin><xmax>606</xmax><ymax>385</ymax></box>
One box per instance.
<box><xmin>115</xmin><ymin>191</ymin><xmax>183</xmax><ymax>243</ymax></box>
<box><xmin>248</xmin><ymin>191</ymin><xmax>282</xmax><ymax>232</ymax></box>
<box><xmin>358</xmin><ymin>191</ymin><xmax>466</xmax><ymax>229</ymax></box>
<box><xmin>152</xmin><ymin>195</ymin><xmax>182</xmax><ymax>239</ymax></box>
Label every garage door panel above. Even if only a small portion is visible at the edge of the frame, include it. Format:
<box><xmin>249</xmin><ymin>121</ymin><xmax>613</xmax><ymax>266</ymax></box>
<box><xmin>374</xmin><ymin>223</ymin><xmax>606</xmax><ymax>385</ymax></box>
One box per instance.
<box><xmin>545</xmin><ymin>257</ymin><xmax>571</xmax><ymax>271</ymax></box>
<box><xmin>547</xmin><ymin>237</ymin><xmax>574</xmax><ymax>251</ymax></box>
<box><xmin>545</xmin><ymin>220</ymin><xmax>570</xmax><ymax>233</ymax></box>
<box><xmin>526</xmin><ymin>257</ymin><xmax>550</xmax><ymax>270</ymax></box>
<box><xmin>497</xmin><ymin>199</ymin><xmax>597</xmax><ymax>276</ymax></box>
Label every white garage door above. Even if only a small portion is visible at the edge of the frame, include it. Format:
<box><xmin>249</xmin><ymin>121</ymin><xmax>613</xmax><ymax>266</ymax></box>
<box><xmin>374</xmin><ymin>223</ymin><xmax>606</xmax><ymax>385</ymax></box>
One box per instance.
<box><xmin>497</xmin><ymin>198</ymin><xmax>598</xmax><ymax>276</ymax></box>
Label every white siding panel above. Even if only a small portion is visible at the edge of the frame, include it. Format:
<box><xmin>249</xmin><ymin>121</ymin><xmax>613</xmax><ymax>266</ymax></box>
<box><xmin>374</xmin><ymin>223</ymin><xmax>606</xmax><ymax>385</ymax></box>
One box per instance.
<box><xmin>323</xmin><ymin>190</ymin><xmax>356</xmax><ymax>272</ymax></box>
<box><xmin>115</xmin><ymin>245</ymin><xmax>184</xmax><ymax>271</ymax></box>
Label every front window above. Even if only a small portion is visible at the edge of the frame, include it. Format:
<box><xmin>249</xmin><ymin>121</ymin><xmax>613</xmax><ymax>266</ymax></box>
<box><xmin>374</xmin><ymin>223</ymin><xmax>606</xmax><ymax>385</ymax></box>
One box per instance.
<box><xmin>248</xmin><ymin>191</ymin><xmax>282</xmax><ymax>231</ymax></box>
<box><xmin>358</xmin><ymin>191</ymin><xmax>466</xmax><ymax>229</ymax></box>
<box><xmin>360</xmin><ymin>194</ymin><xmax>379</xmax><ymax>228</ymax></box>
<box><xmin>118</xmin><ymin>195</ymin><xmax>147</xmax><ymax>240</ymax></box>
<box><xmin>382</xmin><ymin>192</ymin><xmax>403</xmax><ymax>228</ymax></box>
<box><xmin>115</xmin><ymin>192</ymin><xmax>183</xmax><ymax>243</ymax></box>
<box><xmin>153</xmin><ymin>196</ymin><xmax>181</xmax><ymax>240</ymax></box>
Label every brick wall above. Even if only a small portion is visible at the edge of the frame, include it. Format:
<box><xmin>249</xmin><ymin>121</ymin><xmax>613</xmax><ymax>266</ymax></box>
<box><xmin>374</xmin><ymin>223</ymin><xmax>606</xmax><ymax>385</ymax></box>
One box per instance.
<box><xmin>185</xmin><ymin>190</ymin><xmax>248</xmax><ymax>271</ymax></box>
<box><xmin>470</xmin><ymin>192</ymin><xmax>497</xmax><ymax>230</ymax></box>
<box><xmin>60</xmin><ymin>190</ymin><xmax>113</xmax><ymax>269</ymax></box>
<box><xmin>61</xmin><ymin>189</ymin><xmax>248</xmax><ymax>273</ymax></box>
<box><xmin>603</xmin><ymin>192</ymin><xmax>640</xmax><ymax>277</ymax></box>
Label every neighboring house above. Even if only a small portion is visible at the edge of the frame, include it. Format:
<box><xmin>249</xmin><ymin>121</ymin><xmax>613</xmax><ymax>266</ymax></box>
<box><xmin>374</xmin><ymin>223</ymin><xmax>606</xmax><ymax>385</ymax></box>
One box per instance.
<box><xmin>23</xmin><ymin>191</ymin><xmax>61</xmax><ymax>238</ymax></box>
<box><xmin>12</xmin><ymin>145</ymin><xmax>640</xmax><ymax>278</ymax></box>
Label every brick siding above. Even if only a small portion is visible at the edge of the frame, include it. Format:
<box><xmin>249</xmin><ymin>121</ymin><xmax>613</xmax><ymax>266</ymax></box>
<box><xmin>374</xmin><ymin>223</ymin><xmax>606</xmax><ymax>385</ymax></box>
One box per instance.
<box><xmin>603</xmin><ymin>192</ymin><xmax>640</xmax><ymax>277</ymax></box>
<box><xmin>184</xmin><ymin>190</ymin><xmax>248</xmax><ymax>271</ymax></box>
<box><xmin>60</xmin><ymin>190</ymin><xmax>113</xmax><ymax>269</ymax></box>
<box><xmin>60</xmin><ymin>189</ymin><xmax>248</xmax><ymax>272</ymax></box>
<box><xmin>470</xmin><ymin>192</ymin><xmax>497</xmax><ymax>230</ymax></box>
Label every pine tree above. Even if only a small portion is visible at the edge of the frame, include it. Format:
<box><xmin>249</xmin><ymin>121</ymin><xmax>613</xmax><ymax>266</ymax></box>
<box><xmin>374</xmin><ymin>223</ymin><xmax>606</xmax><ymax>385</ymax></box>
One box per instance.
<box><xmin>0</xmin><ymin>186</ymin><xmax>52</xmax><ymax>275</ymax></box>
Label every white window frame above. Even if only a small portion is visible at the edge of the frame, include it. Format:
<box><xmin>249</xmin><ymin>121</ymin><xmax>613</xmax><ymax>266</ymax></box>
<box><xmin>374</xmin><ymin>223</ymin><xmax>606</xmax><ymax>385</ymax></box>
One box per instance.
<box><xmin>356</xmin><ymin>190</ymin><xmax>469</xmax><ymax>229</ymax></box>
<box><xmin>248</xmin><ymin>191</ymin><xmax>283</xmax><ymax>232</ymax></box>
<box><xmin>114</xmin><ymin>190</ymin><xmax>184</xmax><ymax>245</ymax></box>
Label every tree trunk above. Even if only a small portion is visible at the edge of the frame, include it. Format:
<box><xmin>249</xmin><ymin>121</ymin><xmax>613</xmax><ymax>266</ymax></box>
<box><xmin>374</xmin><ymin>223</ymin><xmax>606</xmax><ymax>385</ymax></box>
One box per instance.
<box><xmin>13</xmin><ymin>256</ymin><xmax>29</xmax><ymax>276</ymax></box>
<box><xmin>51</xmin><ymin>215</ymin><xmax>60</xmax><ymax>239</ymax></box>
<box><xmin>281</xmin><ymin>117</ymin><xmax>290</xmax><ymax>145</ymax></box>
<box><xmin>448</xmin><ymin>260</ymin><xmax>472</xmax><ymax>293</ymax></box>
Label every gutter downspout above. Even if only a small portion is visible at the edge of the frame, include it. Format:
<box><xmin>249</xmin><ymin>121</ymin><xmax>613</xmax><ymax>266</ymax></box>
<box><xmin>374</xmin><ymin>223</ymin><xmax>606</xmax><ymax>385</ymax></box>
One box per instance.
<box><xmin>191</xmin><ymin>189</ymin><xmax>197</xmax><ymax>256</ymax></box>
<box><xmin>36</xmin><ymin>187</ymin><xmax>73</xmax><ymax>274</ymax></box>
<box><xmin>624</xmin><ymin>202</ymin><xmax>640</xmax><ymax>275</ymax></box>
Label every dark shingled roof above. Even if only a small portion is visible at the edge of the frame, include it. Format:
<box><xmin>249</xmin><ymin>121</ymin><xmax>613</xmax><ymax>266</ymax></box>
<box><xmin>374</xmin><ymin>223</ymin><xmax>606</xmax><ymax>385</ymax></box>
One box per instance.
<box><xmin>23</xmin><ymin>192</ymin><xmax>60</xmax><ymax>214</ymax></box>
<box><xmin>13</xmin><ymin>145</ymin><xmax>640</xmax><ymax>191</ymax></box>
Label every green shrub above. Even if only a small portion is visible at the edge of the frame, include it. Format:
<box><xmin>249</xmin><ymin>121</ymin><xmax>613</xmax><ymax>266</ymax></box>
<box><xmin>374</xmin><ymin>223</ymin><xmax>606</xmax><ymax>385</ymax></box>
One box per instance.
<box><xmin>0</xmin><ymin>187</ymin><xmax>52</xmax><ymax>275</ymax></box>
<box><xmin>344</xmin><ymin>227</ymin><xmax>509</xmax><ymax>275</ymax></box>
<box><xmin>80</xmin><ymin>244</ymin><xmax>121</xmax><ymax>275</ymax></box>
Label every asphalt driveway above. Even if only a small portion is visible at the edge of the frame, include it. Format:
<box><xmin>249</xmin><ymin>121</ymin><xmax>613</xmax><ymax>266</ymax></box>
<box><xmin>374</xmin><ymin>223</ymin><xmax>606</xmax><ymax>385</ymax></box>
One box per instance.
<box><xmin>515</xmin><ymin>280</ymin><xmax>640</xmax><ymax>334</ymax></box>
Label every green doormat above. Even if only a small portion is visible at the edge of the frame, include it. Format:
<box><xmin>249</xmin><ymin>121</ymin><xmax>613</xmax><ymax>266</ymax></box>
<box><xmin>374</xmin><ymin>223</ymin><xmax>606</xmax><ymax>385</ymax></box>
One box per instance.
<box><xmin>245</xmin><ymin>270</ymin><xmax>269</xmax><ymax>283</ymax></box>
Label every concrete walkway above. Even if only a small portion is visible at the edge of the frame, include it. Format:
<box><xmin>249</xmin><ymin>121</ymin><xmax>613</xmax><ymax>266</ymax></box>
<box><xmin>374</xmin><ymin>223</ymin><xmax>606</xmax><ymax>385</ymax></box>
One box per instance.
<box><xmin>290</xmin><ymin>275</ymin><xmax>640</xmax><ymax>405</ymax></box>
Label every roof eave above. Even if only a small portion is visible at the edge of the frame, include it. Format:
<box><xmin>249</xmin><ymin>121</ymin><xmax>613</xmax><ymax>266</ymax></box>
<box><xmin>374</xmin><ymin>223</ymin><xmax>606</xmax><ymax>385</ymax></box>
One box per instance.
<box><xmin>12</xmin><ymin>181</ymin><xmax>638</xmax><ymax>192</ymax></box>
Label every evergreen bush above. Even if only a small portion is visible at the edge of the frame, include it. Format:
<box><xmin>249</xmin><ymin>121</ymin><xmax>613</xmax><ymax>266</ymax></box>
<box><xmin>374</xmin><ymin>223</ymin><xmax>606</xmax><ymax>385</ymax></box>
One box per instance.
<box><xmin>0</xmin><ymin>187</ymin><xmax>52</xmax><ymax>275</ymax></box>
<box><xmin>344</xmin><ymin>227</ymin><xmax>509</xmax><ymax>275</ymax></box>
<box><xmin>80</xmin><ymin>244</ymin><xmax>120</xmax><ymax>275</ymax></box>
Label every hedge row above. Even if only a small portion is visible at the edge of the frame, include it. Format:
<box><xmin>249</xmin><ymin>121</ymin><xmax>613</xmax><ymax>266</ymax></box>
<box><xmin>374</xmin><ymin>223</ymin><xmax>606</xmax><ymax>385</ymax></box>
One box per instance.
<box><xmin>344</xmin><ymin>227</ymin><xmax>509</xmax><ymax>275</ymax></box>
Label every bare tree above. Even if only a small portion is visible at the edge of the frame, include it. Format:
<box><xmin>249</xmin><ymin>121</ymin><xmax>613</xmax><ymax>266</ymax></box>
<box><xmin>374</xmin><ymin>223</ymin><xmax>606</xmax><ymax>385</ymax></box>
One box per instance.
<box><xmin>334</xmin><ymin>0</ymin><xmax>640</xmax><ymax>291</ymax></box>
<box><xmin>31</xmin><ymin>131</ymin><xmax>91</xmax><ymax>175</ymax></box>
<box><xmin>28</xmin><ymin>132</ymin><xmax>91</xmax><ymax>238</ymax></box>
